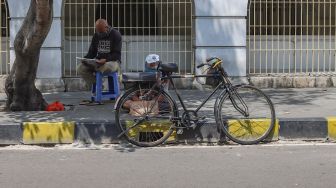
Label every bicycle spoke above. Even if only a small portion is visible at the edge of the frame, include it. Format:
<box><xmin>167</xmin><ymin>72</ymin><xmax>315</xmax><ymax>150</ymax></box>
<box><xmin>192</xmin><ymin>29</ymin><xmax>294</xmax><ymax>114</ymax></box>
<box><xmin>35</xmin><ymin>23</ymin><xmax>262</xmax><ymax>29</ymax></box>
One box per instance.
<box><xmin>218</xmin><ymin>85</ymin><xmax>275</xmax><ymax>144</ymax></box>
<box><xmin>115</xmin><ymin>87</ymin><xmax>177</xmax><ymax>147</ymax></box>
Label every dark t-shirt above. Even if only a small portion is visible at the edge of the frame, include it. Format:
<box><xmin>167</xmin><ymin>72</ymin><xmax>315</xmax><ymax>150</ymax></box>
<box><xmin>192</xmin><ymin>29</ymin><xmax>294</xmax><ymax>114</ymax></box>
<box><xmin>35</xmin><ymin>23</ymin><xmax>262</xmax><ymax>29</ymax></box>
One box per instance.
<box><xmin>84</xmin><ymin>27</ymin><xmax>122</xmax><ymax>62</ymax></box>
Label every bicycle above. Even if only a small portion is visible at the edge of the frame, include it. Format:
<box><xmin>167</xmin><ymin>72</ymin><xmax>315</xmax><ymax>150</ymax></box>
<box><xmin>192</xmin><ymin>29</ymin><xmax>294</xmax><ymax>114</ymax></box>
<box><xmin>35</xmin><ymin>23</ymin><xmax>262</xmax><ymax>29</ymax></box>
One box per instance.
<box><xmin>115</xmin><ymin>57</ymin><xmax>276</xmax><ymax>147</ymax></box>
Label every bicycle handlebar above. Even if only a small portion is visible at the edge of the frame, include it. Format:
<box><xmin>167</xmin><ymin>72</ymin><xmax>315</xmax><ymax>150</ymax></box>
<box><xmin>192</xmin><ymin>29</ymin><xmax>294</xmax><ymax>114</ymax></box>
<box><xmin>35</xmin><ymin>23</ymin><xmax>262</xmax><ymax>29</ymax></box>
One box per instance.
<box><xmin>197</xmin><ymin>63</ymin><xmax>207</xmax><ymax>69</ymax></box>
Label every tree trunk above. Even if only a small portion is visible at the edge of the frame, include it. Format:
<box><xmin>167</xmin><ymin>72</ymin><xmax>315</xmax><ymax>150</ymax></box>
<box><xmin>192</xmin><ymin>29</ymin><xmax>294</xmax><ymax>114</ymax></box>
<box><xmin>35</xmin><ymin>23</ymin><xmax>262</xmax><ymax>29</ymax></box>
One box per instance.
<box><xmin>5</xmin><ymin>0</ymin><xmax>53</xmax><ymax>111</ymax></box>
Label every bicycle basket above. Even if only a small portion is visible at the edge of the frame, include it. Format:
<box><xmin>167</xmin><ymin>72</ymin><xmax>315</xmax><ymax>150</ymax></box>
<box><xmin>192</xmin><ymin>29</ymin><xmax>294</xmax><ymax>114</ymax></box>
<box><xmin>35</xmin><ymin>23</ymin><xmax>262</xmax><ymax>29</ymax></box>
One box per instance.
<box><xmin>205</xmin><ymin>67</ymin><xmax>220</xmax><ymax>87</ymax></box>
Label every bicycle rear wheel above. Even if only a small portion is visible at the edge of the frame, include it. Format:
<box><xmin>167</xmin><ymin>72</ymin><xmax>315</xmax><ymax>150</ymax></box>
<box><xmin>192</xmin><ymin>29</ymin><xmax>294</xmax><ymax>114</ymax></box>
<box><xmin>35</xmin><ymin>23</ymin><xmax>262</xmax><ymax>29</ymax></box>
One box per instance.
<box><xmin>216</xmin><ymin>85</ymin><xmax>275</xmax><ymax>145</ymax></box>
<box><xmin>115</xmin><ymin>87</ymin><xmax>178</xmax><ymax>147</ymax></box>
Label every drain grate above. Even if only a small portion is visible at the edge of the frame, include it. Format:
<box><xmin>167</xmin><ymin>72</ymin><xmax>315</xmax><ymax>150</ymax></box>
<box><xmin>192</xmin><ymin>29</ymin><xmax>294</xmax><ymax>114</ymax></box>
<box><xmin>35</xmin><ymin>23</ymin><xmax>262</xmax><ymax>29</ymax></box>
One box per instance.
<box><xmin>139</xmin><ymin>132</ymin><xmax>164</xmax><ymax>142</ymax></box>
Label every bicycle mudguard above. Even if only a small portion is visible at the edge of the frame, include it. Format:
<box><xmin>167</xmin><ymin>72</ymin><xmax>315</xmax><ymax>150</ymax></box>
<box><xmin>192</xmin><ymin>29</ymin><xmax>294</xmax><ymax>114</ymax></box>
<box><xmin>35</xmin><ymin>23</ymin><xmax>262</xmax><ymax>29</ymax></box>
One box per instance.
<box><xmin>114</xmin><ymin>96</ymin><xmax>122</xmax><ymax>110</ymax></box>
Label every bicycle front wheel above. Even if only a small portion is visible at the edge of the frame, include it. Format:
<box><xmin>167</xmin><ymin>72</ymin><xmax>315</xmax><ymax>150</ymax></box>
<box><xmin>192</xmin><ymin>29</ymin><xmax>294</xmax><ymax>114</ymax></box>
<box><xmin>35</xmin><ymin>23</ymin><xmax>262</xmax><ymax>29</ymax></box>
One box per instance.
<box><xmin>115</xmin><ymin>87</ymin><xmax>178</xmax><ymax>147</ymax></box>
<box><xmin>216</xmin><ymin>85</ymin><xmax>275</xmax><ymax>145</ymax></box>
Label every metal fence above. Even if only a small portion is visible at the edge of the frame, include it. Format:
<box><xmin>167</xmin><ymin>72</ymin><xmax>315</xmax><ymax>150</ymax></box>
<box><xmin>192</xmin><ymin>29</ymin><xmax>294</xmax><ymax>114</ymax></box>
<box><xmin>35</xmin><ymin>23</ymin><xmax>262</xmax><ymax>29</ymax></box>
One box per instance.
<box><xmin>63</xmin><ymin>0</ymin><xmax>194</xmax><ymax>77</ymax></box>
<box><xmin>248</xmin><ymin>0</ymin><xmax>336</xmax><ymax>76</ymax></box>
<box><xmin>0</xmin><ymin>0</ymin><xmax>9</xmax><ymax>75</ymax></box>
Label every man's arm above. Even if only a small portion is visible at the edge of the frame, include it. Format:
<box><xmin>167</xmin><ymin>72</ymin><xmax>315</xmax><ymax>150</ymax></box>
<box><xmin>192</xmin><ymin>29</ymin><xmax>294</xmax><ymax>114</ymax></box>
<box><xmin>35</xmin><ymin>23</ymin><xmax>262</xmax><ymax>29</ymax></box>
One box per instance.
<box><xmin>84</xmin><ymin>34</ymin><xmax>97</xmax><ymax>59</ymax></box>
<box><xmin>107</xmin><ymin>30</ymin><xmax>122</xmax><ymax>62</ymax></box>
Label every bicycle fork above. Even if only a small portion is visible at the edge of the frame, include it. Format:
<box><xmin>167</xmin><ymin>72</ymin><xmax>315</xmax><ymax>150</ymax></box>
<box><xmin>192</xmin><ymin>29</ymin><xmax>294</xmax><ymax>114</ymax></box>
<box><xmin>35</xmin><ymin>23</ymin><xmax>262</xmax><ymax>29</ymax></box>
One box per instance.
<box><xmin>227</xmin><ymin>88</ymin><xmax>249</xmax><ymax>117</ymax></box>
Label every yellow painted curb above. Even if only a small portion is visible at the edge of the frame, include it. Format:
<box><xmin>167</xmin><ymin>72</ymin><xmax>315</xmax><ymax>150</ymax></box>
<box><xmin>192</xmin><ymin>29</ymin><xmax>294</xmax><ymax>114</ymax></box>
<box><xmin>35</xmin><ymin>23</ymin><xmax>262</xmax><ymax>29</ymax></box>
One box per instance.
<box><xmin>228</xmin><ymin>119</ymin><xmax>279</xmax><ymax>141</ymax></box>
<box><xmin>23</xmin><ymin>122</ymin><xmax>75</xmax><ymax>144</ymax></box>
<box><xmin>327</xmin><ymin>117</ymin><xmax>336</xmax><ymax>141</ymax></box>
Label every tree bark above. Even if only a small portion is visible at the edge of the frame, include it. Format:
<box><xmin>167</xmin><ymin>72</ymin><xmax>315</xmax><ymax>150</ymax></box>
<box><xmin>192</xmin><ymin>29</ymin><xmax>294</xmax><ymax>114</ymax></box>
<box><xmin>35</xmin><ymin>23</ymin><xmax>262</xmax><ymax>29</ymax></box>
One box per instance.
<box><xmin>5</xmin><ymin>0</ymin><xmax>53</xmax><ymax>111</ymax></box>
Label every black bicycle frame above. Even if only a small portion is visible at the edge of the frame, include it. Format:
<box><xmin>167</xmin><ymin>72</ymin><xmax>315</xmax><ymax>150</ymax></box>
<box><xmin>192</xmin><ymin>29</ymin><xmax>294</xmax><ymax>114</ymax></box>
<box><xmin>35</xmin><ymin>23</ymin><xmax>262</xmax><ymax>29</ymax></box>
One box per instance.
<box><xmin>160</xmin><ymin>67</ymin><xmax>249</xmax><ymax>118</ymax></box>
<box><xmin>161</xmin><ymin>73</ymin><xmax>227</xmax><ymax>114</ymax></box>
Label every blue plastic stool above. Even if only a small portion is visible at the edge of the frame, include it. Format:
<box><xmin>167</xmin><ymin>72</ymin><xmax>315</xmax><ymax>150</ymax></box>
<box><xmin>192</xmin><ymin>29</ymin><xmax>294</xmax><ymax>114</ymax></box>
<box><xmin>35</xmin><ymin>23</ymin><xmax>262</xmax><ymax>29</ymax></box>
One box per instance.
<box><xmin>91</xmin><ymin>71</ymin><xmax>120</xmax><ymax>103</ymax></box>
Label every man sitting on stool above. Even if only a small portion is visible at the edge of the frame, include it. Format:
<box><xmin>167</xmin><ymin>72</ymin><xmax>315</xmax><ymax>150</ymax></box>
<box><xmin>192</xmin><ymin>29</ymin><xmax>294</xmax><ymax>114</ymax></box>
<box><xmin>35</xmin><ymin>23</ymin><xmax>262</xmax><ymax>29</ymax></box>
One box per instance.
<box><xmin>78</xmin><ymin>19</ymin><xmax>122</xmax><ymax>91</ymax></box>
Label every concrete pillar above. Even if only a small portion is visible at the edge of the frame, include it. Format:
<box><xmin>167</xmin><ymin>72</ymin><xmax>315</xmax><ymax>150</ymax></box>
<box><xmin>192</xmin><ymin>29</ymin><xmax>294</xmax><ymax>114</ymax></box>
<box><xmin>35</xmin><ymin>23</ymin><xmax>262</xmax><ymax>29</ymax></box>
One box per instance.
<box><xmin>194</xmin><ymin>0</ymin><xmax>248</xmax><ymax>77</ymax></box>
<box><xmin>7</xmin><ymin>0</ymin><xmax>64</xmax><ymax>91</ymax></box>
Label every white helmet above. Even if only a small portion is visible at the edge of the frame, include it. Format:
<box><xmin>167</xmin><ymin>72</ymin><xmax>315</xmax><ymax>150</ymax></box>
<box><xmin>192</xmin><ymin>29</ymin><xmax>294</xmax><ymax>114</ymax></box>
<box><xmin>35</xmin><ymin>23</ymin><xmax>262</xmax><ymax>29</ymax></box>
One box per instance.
<box><xmin>145</xmin><ymin>54</ymin><xmax>160</xmax><ymax>72</ymax></box>
<box><xmin>145</xmin><ymin>54</ymin><xmax>160</xmax><ymax>64</ymax></box>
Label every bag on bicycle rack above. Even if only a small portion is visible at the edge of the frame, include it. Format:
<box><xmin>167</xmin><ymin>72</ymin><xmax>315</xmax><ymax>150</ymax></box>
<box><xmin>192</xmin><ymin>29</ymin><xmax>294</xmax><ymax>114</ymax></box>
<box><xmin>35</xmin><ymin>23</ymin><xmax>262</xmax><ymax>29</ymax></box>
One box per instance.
<box><xmin>205</xmin><ymin>67</ymin><xmax>220</xmax><ymax>87</ymax></box>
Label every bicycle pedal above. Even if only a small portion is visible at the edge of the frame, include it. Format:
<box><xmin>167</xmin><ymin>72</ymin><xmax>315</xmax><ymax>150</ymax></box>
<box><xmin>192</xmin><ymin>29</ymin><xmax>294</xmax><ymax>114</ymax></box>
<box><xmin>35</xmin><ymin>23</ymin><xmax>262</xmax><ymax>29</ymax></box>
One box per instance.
<box><xmin>194</xmin><ymin>120</ymin><xmax>208</xmax><ymax>129</ymax></box>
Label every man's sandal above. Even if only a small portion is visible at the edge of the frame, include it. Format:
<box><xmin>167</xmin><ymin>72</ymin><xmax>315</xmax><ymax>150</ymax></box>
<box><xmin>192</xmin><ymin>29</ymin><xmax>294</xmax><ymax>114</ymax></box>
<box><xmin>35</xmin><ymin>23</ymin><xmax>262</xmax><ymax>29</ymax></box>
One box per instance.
<box><xmin>79</xmin><ymin>100</ymin><xmax>104</xmax><ymax>105</ymax></box>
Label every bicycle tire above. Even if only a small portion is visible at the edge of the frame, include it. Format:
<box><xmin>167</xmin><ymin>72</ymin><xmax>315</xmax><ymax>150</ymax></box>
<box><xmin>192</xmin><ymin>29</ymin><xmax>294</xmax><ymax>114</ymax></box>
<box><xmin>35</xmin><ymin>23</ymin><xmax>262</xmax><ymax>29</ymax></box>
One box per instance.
<box><xmin>115</xmin><ymin>86</ymin><xmax>178</xmax><ymax>147</ymax></box>
<box><xmin>216</xmin><ymin>85</ymin><xmax>276</xmax><ymax>145</ymax></box>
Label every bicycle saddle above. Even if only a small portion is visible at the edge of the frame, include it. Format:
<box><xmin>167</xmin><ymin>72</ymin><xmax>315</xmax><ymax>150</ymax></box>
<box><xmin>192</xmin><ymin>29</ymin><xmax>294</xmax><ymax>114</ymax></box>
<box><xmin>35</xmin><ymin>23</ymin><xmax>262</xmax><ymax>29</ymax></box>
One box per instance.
<box><xmin>159</xmin><ymin>63</ymin><xmax>179</xmax><ymax>73</ymax></box>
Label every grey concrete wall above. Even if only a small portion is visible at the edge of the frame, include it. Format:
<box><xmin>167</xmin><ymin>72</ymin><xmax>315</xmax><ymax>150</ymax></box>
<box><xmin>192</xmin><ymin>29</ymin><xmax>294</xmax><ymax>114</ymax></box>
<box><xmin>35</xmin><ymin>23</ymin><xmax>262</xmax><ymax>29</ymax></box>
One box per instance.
<box><xmin>194</xmin><ymin>0</ymin><xmax>248</xmax><ymax>77</ymax></box>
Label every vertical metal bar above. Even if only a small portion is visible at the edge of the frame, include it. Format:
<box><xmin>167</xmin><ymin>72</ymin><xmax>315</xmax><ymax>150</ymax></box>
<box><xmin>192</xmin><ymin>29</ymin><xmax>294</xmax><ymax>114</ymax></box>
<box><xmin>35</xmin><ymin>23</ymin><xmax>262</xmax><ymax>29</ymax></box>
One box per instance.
<box><xmin>329</xmin><ymin>0</ymin><xmax>332</xmax><ymax>72</ymax></box>
<box><xmin>118</xmin><ymin>0</ymin><xmax>121</xmax><ymax>70</ymax></box>
<box><xmin>124</xmin><ymin>0</ymin><xmax>127</xmax><ymax>71</ymax></box>
<box><xmin>179</xmin><ymin>0</ymin><xmax>181</xmax><ymax>73</ymax></box>
<box><xmin>87</xmin><ymin>0</ymin><xmax>90</xmax><ymax>60</ymax></box>
<box><xmin>6</xmin><ymin>0</ymin><xmax>9</xmax><ymax>74</ymax></box>
<box><xmin>80</xmin><ymin>0</ymin><xmax>84</xmax><ymax>76</ymax></box>
<box><xmin>277</xmin><ymin>0</ymin><xmax>280</xmax><ymax>74</ymax></box>
<box><xmin>69</xmin><ymin>0</ymin><xmax>72</xmax><ymax>77</ymax></box>
<box><xmin>191</xmin><ymin>0</ymin><xmax>194</xmax><ymax>74</ymax></box>
<box><xmin>154</xmin><ymin>0</ymin><xmax>157</xmax><ymax>70</ymax></box>
<box><xmin>253</xmin><ymin>0</ymin><xmax>256</xmax><ymax>74</ymax></box>
<box><xmin>318</xmin><ymin>0</ymin><xmax>320</xmax><ymax>72</ymax></box>
<box><xmin>248</xmin><ymin>0</ymin><xmax>250</xmax><ymax>74</ymax></box>
<box><xmin>334</xmin><ymin>0</ymin><xmax>336</xmax><ymax>72</ymax></box>
<box><xmin>1</xmin><ymin>0</ymin><xmax>3</xmax><ymax>73</ymax></box>
<box><xmin>1</xmin><ymin>0</ymin><xmax>3</xmax><ymax>74</ymax></box>
<box><xmin>130</xmin><ymin>0</ymin><xmax>133</xmax><ymax>71</ymax></box>
<box><xmin>64</xmin><ymin>0</ymin><xmax>72</xmax><ymax>76</ymax></box>
<box><xmin>172</xmin><ymin>0</ymin><xmax>176</xmax><ymax>72</ymax></box>
<box><xmin>289</xmin><ymin>0</ymin><xmax>292</xmax><ymax>74</ymax></box>
<box><xmin>149</xmin><ymin>0</ymin><xmax>152</xmax><ymax>70</ymax></box>
<box><xmin>266</xmin><ymin>0</ymin><xmax>272</xmax><ymax>73</ymax></box>
<box><xmin>160</xmin><ymin>0</ymin><xmax>163</xmax><ymax>69</ymax></box>
<box><xmin>294</xmin><ymin>0</ymin><xmax>297</xmax><ymax>74</ymax></box>
<box><xmin>306</xmin><ymin>0</ymin><xmax>309</xmax><ymax>73</ymax></box>
<box><xmin>186</xmin><ymin>0</ymin><xmax>188</xmax><ymax>74</ymax></box>
<box><xmin>283</xmin><ymin>0</ymin><xmax>286</xmax><ymax>74</ymax></box>
<box><xmin>312</xmin><ymin>0</ymin><xmax>315</xmax><ymax>72</ymax></box>
<box><xmin>300</xmin><ymin>0</ymin><xmax>303</xmax><ymax>73</ymax></box>
<box><xmin>3</xmin><ymin>0</ymin><xmax>6</xmax><ymax>74</ymax></box>
<box><xmin>136</xmin><ymin>0</ymin><xmax>139</xmax><ymax>71</ymax></box>
<box><xmin>142</xmin><ymin>0</ymin><xmax>145</xmax><ymax>72</ymax></box>
<box><xmin>265</xmin><ymin>0</ymin><xmax>268</xmax><ymax>74</ymax></box>
<box><xmin>167</xmin><ymin>0</ymin><xmax>169</xmax><ymax>64</ymax></box>
<box><xmin>74</xmin><ymin>0</ymin><xmax>78</xmax><ymax>77</ymax></box>
<box><xmin>323</xmin><ymin>0</ymin><xmax>326</xmax><ymax>72</ymax></box>
<box><xmin>259</xmin><ymin>0</ymin><xmax>262</xmax><ymax>74</ymax></box>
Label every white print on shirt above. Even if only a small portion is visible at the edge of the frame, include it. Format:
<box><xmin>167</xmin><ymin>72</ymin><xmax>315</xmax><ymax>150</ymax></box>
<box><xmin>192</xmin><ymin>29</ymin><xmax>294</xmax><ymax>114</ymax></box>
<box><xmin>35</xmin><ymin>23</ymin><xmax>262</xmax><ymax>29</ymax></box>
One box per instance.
<box><xmin>98</xmin><ymin>40</ymin><xmax>111</xmax><ymax>53</ymax></box>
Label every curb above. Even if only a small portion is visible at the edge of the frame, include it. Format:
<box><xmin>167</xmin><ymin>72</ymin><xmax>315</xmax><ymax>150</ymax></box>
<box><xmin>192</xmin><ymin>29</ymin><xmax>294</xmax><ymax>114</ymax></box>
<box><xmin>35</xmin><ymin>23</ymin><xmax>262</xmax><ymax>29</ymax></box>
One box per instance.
<box><xmin>0</xmin><ymin>118</ymin><xmax>335</xmax><ymax>145</ymax></box>
<box><xmin>0</xmin><ymin>123</ymin><xmax>21</xmax><ymax>145</ymax></box>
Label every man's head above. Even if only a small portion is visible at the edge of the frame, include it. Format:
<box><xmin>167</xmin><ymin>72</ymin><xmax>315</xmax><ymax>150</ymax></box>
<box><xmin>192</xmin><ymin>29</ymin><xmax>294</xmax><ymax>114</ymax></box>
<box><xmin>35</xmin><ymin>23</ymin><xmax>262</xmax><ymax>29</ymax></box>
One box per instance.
<box><xmin>95</xmin><ymin>19</ymin><xmax>109</xmax><ymax>33</ymax></box>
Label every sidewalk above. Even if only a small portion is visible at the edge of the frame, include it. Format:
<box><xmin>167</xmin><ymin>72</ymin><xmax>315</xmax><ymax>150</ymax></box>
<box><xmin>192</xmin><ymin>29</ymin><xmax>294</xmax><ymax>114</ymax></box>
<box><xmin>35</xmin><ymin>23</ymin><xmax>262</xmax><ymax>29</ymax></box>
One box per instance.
<box><xmin>0</xmin><ymin>88</ymin><xmax>335</xmax><ymax>145</ymax></box>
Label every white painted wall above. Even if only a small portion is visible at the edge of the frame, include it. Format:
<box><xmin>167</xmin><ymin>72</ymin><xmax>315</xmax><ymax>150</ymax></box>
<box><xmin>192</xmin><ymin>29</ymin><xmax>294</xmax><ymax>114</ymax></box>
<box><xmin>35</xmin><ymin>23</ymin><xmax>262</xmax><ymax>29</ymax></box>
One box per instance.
<box><xmin>194</xmin><ymin>0</ymin><xmax>248</xmax><ymax>76</ymax></box>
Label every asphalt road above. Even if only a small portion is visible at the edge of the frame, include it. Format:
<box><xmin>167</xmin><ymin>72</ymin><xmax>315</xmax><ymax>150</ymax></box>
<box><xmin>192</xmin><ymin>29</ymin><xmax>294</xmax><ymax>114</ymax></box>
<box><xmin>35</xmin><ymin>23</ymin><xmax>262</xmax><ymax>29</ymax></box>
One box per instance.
<box><xmin>1</xmin><ymin>144</ymin><xmax>336</xmax><ymax>188</ymax></box>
